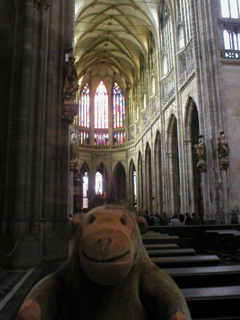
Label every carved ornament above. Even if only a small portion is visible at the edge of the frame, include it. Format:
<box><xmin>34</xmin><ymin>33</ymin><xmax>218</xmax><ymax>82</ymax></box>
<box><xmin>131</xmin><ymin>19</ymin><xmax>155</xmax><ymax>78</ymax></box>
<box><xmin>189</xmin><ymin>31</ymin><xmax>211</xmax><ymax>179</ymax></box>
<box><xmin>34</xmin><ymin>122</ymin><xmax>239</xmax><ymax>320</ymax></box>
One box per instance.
<box><xmin>217</xmin><ymin>131</ymin><xmax>230</xmax><ymax>170</ymax></box>
<box><xmin>194</xmin><ymin>135</ymin><xmax>207</xmax><ymax>172</ymax></box>
<box><xmin>35</xmin><ymin>0</ymin><xmax>50</xmax><ymax>10</ymax></box>
<box><xmin>70</xmin><ymin>160</ymin><xmax>78</xmax><ymax>172</ymax></box>
<box><xmin>62</xmin><ymin>100</ymin><xmax>78</xmax><ymax>124</ymax></box>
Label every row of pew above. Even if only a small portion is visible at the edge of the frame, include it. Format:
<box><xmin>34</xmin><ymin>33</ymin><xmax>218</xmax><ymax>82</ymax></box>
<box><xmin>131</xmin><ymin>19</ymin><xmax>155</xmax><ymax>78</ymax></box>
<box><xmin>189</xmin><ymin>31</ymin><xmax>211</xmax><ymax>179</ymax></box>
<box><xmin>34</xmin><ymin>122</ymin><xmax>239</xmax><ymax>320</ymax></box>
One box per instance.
<box><xmin>143</xmin><ymin>230</ymin><xmax>240</xmax><ymax>320</ymax></box>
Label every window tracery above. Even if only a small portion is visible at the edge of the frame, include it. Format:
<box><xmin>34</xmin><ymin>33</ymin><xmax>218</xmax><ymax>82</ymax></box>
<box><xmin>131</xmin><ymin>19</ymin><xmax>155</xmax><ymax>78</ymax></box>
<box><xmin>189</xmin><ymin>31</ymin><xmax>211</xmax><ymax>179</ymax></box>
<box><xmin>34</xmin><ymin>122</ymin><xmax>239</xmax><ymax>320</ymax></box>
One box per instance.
<box><xmin>220</xmin><ymin>1</ymin><xmax>240</xmax><ymax>59</ymax></box>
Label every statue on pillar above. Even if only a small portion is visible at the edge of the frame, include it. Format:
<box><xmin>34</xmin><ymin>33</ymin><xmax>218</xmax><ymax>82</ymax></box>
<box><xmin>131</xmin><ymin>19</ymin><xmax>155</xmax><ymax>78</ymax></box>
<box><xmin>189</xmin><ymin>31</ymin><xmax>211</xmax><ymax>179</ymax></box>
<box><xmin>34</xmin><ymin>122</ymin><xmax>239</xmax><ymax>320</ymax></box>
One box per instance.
<box><xmin>62</xmin><ymin>56</ymin><xmax>79</xmax><ymax>123</ymax></box>
<box><xmin>70</xmin><ymin>136</ymin><xmax>78</xmax><ymax>161</ymax></box>
<box><xmin>194</xmin><ymin>135</ymin><xmax>207</xmax><ymax>172</ymax></box>
<box><xmin>217</xmin><ymin>131</ymin><xmax>230</xmax><ymax>170</ymax></box>
<box><xmin>63</xmin><ymin>56</ymin><xmax>79</xmax><ymax>101</ymax></box>
<box><xmin>70</xmin><ymin>136</ymin><xmax>78</xmax><ymax>172</ymax></box>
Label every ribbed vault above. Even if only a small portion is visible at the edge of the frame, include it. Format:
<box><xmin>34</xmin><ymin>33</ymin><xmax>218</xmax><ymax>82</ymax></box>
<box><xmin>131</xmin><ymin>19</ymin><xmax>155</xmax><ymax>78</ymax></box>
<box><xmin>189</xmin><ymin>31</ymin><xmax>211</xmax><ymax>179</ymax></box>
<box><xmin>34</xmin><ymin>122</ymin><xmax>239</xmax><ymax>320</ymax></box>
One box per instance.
<box><xmin>74</xmin><ymin>0</ymin><xmax>160</xmax><ymax>92</ymax></box>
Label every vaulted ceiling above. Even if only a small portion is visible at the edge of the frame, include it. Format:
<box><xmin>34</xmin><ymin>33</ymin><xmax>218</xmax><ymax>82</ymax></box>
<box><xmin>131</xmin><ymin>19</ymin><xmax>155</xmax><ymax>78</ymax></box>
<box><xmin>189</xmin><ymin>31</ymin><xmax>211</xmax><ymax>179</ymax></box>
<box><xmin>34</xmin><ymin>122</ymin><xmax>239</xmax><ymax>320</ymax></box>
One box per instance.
<box><xmin>74</xmin><ymin>0</ymin><xmax>161</xmax><ymax>91</ymax></box>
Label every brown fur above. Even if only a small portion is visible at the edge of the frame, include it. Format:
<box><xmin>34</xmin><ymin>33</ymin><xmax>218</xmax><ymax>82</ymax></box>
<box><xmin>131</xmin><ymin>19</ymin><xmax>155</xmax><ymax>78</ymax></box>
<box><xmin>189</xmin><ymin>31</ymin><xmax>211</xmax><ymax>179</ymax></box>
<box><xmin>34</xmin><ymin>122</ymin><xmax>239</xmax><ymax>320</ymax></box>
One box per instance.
<box><xmin>18</xmin><ymin>205</ymin><xmax>191</xmax><ymax>320</ymax></box>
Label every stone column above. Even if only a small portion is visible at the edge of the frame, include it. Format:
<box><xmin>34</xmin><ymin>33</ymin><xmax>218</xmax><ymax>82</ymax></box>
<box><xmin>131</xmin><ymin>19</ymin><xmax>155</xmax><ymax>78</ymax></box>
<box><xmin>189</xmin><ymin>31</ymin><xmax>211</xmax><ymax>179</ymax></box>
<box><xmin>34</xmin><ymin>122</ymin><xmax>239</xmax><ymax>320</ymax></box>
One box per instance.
<box><xmin>0</xmin><ymin>0</ymin><xmax>75</xmax><ymax>269</ymax></box>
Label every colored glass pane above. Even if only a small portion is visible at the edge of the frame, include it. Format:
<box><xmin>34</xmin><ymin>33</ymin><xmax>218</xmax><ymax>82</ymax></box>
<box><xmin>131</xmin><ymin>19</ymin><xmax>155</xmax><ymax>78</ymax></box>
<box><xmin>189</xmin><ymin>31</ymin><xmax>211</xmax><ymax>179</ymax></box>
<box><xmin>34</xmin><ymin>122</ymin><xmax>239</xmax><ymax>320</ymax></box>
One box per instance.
<box><xmin>79</xmin><ymin>83</ymin><xmax>90</xmax><ymax>128</ymax></box>
<box><xmin>113</xmin><ymin>82</ymin><xmax>125</xmax><ymax>128</ymax></box>
<box><xmin>94</xmin><ymin>133</ymin><xmax>109</xmax><ymax>146</ymax></box>
<box><xmin>95</xmin><ymin>81</ymin><xmax>108</xmax><ymax>129</ymax></box>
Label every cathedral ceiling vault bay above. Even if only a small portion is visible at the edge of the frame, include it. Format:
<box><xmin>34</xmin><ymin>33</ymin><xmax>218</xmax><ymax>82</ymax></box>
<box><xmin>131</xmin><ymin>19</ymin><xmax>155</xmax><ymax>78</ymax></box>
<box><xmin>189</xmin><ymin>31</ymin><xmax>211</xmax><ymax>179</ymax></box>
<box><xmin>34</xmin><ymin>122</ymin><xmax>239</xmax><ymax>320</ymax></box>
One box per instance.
<box><xmin>74</xmin><ymin>0</ymin><xmax>162</xmax><ymax>92</ymax></box>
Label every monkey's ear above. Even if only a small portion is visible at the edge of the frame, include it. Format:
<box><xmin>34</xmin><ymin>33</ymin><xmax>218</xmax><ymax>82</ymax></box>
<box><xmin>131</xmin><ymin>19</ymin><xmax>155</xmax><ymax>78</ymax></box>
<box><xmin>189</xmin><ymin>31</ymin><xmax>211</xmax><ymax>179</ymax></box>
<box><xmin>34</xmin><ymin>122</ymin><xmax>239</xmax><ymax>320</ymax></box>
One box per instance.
<box><xmin>135</xmin><ymin>216</ymin><xmax>148</xmax><ymax>235</ymax></box>
<box><xmin>71</xmin><ymin>213</ymin><xmax>85</xmax><ymax>230</ymax></box>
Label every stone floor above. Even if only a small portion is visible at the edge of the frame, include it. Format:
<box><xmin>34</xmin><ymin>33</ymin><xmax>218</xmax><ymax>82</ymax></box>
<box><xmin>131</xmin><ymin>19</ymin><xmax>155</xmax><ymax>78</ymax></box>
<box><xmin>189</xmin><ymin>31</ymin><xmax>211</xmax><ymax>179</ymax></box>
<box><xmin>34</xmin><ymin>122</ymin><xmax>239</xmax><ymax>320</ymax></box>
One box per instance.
<box><xmin>0</xmin><ymin>240</ymin><xmax>74</xmax><ymax>320</ymax></box>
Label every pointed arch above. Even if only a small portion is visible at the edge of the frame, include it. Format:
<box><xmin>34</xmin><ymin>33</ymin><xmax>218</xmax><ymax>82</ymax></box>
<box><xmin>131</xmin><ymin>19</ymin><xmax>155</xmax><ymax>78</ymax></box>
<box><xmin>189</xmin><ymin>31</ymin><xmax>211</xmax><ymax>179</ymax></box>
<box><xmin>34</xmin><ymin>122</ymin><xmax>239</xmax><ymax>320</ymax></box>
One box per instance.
<box><xmin>137</xmin><ymin>151</ymin><xmax>143</xmax><ymax>210</ymax></box>
<box><xmin>113</xmin><ymin>162</ymin><xmax>126</xmax><ymax>207</ymax></box>
<box><xmin>185</xmin><ymin>97</ymin><xmax>203</xmax><ymax>217</ymax></box>
<box><xmin>79</xmin><ymin>162</ymin><xmax>90</xmax><ymax>210</ymax></box>
<box><xmin>167</xmin><ymin>114</ymin><xmax>180</xmax><ymax>216</ymax></box>
<box><xmin>95</xmin><ymin>162</ymin><xmax>108</xmax><ymax>200</ymax></box>
<box><xmin>154</xmin><ymin>131</ymin><xmax>163</xmax><ymax>214</ymax></box>
<box><xmin>129</xmin><ymin>159</ymin><xmax>137</xmax><ymax>211</ymax></box>
<box><xmin>145</xmin><ymin>142</ymin><xmax>152</xmax><ymax>214</ymax></box>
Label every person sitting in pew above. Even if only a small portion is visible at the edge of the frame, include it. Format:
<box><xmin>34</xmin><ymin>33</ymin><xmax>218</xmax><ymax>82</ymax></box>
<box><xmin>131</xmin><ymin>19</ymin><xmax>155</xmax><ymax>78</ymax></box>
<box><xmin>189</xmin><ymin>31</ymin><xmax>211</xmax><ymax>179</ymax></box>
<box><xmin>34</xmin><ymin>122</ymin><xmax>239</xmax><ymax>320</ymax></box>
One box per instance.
<box><xmin>170</xmin><ymin>214</ymin><xmax>181</xmax><ymax>226</ymax></box>
<box><xmin>190</xmin><ymin>213</ymin><xmax>201</xmax><ymax>225</ymax></box>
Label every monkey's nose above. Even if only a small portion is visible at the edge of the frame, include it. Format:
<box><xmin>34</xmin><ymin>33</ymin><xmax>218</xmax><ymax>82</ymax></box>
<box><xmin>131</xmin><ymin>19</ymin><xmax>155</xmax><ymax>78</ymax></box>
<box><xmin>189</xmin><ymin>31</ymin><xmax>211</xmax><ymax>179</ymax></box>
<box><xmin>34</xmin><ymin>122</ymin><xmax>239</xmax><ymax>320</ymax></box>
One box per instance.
<box><xmin>97</xmin><ymin>238</ymin><xmax>112</xmax><ymax>253</ymax></box>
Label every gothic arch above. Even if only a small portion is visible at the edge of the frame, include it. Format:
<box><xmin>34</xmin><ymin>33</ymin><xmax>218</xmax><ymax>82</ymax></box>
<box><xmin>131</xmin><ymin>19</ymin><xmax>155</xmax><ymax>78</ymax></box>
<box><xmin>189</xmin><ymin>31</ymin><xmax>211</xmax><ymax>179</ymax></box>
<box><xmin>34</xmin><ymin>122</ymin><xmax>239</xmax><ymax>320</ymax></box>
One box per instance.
<box><xmin>79</xmin><ymin>162</ymin><xmax>90</xmax><ymax>211</ymax></box>
<box><xmin>137</xmin><ymin>151</ymin><xmax>143</xmax><ymax>210</ymax></box>
<box><xmin>113</xmin><ymin>162</ymin><xmax>126</xmax><ymax>207</ymax></box>
<box><xmin>167</xmin><ymin>114</ymin><xmax>180</xmax><ymax>216</ymax></box>
<box><xmin>95</xmin><ymin>162</ymin><xmax>108</xmax><ymax>199</ymax></box>
<box><xmin>185</xmin><ymin>98</ymin><xmax>203</xmax><ymax>217</ymax></box>
<box><xmin>154</xmin><ymin>131</ymin><xmax>163</xmax><ymax>214</ymax></box>
<box><xmin>145</xmin><ymin>142</ymin><xmax>152</xmax><ymax>213</ymax></box>
<box><xmin>129</xmin><ymin>159</ymin><xmax>137</xmax><ymax>211</ymax></box>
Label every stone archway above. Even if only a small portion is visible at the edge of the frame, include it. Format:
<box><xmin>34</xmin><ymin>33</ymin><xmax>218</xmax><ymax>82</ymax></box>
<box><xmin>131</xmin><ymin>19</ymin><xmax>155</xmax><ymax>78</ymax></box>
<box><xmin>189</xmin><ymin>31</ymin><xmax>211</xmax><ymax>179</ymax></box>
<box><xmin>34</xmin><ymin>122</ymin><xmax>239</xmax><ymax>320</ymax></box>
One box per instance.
<box><xmin>137</xmin><ymin>152</ymin><xmax>143</xmax><ymax>210</ymax></box>
<box><xmin>154</xmin><ymin>131</ymin><xmax>163</xmax><ymax>214</ymax></box>
<box><xmin>185</xmin><ymin>98</ymin><xmax>202</xmax><ymax>217</ymax></box>
<box><xmin>167</xmin><ymin>114</ymin><xmax>180</xmax><ymax>216</ymax></box>
<box><xmin>145</xmin><ymin>143</ymin><xmax>153</xmax><ymax>214</ymax></box>
<box><xmin>129</xmin><ymin>159</ymin><xmax>137</xmax><ymax>211</ymax></box>
<box><xmin>113</xmin><ymin>162</ymin><xmax>126</xmax><ymax>207</ymax></box>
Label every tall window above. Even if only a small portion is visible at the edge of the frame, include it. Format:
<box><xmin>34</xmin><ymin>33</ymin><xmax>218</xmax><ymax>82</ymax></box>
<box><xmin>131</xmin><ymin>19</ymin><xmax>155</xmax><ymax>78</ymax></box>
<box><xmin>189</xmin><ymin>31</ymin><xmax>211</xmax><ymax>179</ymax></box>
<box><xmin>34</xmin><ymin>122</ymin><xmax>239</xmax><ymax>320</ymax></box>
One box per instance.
<box><xmin>178</xmin><ymin>25</ymin><xmax>185</xmax><ymax>49</ymax></box>
<box><xmin>220</xmin><ymin>0</ymin><xmax>240</xmax><ymax>58</ymax></box>
<box><xmin>161</xmin><ymin>2</ymin><xmax>173</xmax><ymax>75</ymax></box>
<box><xmin>95</xmin><ymin>81</ymin><xmax>108</xmax><ymax>129</ymax></box>
<box><xmin>95</xmin><ymin>172</ymin><xmax>103</xmax><ymax>195</ymax></box>
<box><xmin>113</xmin><ymin>82</ymin><xmax>125</xmax><ymax>128</ymax></box>
<box><xmin>79</xmin><ymin>83</ymin><xmax>90</xmax><ymax>128</ymax></box>
<box><xmin>220</xmin><ymin>0</ymin><xmax>240</xmax><ymax>18</ymax></box>
<box><xmin>133</xmin><ymin>170</ymin><xmax>137</xmax><ymax>206</ymax></box>
<box><xmin>178</xmin><ymin>0</ymin><xmax>191</xmax><ymax>43</ymax></box>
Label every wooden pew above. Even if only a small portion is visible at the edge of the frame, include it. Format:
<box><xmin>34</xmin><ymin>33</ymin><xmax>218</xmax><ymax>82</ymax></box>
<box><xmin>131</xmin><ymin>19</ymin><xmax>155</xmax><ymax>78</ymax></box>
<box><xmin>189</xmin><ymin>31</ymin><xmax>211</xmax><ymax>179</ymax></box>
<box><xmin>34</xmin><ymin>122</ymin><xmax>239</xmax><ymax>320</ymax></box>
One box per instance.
<box><xmin>143</xmin><ymin>236</ymin><xmax>194</xmax><ymax>249</ymax></box>
<box><xmin>165</xmin><ymin>265</ymin><xmax>240</xmax><ymax>288</ymax></box>
<box><xmin>182</xmin><ymin>286</ymin><xmax>240</xmax><ymax>319</ymax></box>
<box><xmin>142</xmin><ymin>233</ymin><xmax>171</xmax><ymax>238</ymax></box>
<box><xmin>147</xmin><ymin>248</ymin><xmax>196</xmax><ymax>257</ymax></box>
<box><xmin>151</xmin><ymin>255</ymin><xmax>221</xmax><ymax>268</ymax></box>
<box><xmin>205</xmin><ymin>230</ymin><xmax>240</xmax><ymax>255</ymax></box>
<box><xmin>145</xmin><ymin>244</ymin><xmax>179</xmax><ymax>250</ymax></box>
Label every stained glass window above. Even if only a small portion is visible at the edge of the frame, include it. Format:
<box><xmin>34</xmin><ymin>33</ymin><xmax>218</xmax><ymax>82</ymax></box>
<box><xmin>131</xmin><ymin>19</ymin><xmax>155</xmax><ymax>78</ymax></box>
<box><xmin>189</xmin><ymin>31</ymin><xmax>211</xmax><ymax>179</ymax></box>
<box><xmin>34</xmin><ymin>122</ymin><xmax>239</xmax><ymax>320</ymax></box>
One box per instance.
<box><xmin>79</xmin><ymin>83</ymin><xmax>90</xmax><ymax>128</ymax></box>
<box><xmin>113</xmin><ymin>82</ymin><xmax>125</xmax><ymax>128</ymax></box>
<box><xmin>95</xmin><ymin>81</ymin><xmax>108</xmax><ymax>129</ymax></box>
<box><xmin>79</xmin><ymin>131</ymin><xmax>89</xmax><ymax>144</ymax></box>
<box><xmin>113</xmin><ymin>131</ymin><xmax>125</xmax><ymax>145</ymax></box>
<box><xmin>95</xmin><ymin>172</ymin><xmax>103</xmax><ymax>195</ymax></box>
<box><xmin>94</xmin><ymin>133</ymin><xmax>109</xmax><ymax>146</ymax></box>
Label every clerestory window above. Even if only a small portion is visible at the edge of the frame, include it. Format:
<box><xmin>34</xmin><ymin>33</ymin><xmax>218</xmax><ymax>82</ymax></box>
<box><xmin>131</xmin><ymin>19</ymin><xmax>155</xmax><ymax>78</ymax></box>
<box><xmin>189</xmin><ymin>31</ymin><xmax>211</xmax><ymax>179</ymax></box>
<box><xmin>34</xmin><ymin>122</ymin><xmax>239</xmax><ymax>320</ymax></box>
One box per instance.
<box><xmin>220</xmin><ymin>0</ymin><xmax>240</xmax><ymax>19</ymax></box>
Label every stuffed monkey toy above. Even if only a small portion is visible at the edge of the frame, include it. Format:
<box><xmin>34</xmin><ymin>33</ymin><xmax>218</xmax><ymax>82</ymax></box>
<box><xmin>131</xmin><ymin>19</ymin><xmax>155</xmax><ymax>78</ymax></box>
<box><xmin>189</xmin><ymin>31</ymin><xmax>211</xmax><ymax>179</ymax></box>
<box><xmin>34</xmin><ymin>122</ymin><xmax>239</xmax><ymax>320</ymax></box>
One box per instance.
<box><xmin>17</xmin><ymin>205</ymin><xmax>191</xmax><ymax>320</ymax></box>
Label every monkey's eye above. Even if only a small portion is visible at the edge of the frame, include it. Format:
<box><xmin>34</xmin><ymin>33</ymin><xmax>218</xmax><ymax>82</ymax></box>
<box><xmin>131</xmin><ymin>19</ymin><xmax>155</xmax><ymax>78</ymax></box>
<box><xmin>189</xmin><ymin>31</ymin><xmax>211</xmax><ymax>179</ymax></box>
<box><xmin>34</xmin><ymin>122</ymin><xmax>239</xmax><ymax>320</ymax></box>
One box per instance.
<box><xmin>89</xmin><ymin>216</ymin><xmax>96</xmax><ymax>224</ymax></box>
<box><xmin>120</xmin><ymin>218</ymin><xmax>126</xmax><ymax>225</ymax></box>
